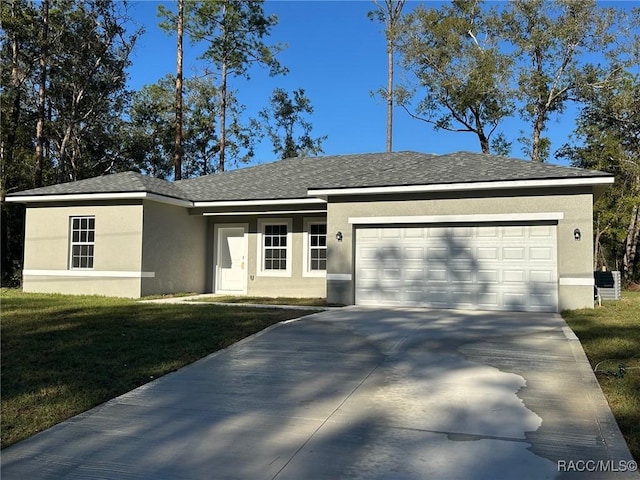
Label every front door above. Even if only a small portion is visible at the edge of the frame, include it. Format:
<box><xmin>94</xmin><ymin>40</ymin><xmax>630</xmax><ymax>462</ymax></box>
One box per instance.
<box><xmin>216</xmin><ymin>226</ymin><xmax>247</xmax><ymax>293</ymax></box>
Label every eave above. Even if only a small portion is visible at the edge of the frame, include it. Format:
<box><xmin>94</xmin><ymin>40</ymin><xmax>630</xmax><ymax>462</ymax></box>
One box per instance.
<box><xmin>307</xmin><ymin>176</ymin><xmax>615</xmax><ymax>199</ymax></box>
<box><xmin>5</xmin><ymin>192</ymin><xmax>194</xmax><ymax>208</ymax></box>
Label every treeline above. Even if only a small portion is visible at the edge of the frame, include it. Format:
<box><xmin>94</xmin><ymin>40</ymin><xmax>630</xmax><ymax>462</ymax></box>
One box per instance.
<box><xmin>1</xmin><ymin>0</ymin><xmax>639</xmax><ymax>285</ymax></box>
<box><xmin>1</xmin><ymin>0</ymin><xmax>325</xmax><ymax>283</ymax></box>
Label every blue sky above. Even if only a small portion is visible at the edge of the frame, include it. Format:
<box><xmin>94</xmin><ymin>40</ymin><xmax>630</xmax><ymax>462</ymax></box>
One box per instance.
<box><xmin>124</xmin><ymin>1</ymin><xmax>630</xmax><ymax>168</ymax></box>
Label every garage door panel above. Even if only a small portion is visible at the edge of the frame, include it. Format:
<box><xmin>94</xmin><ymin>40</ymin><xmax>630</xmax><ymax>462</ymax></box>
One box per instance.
<box><xmin>477</xmin><ymin>291</ymin><xmax>500</xmax><ymax>309</ymax></box>
<box><xmin>503</xmin><ymin>226</ymin><xmax>525</xmax><ymax>238</ymax></box>
<box><xmin>478</xmin><ymin>269</ymin><xmax>499</xmax><ymax>283</ymax></box>
<box><xmin>355</xmin><ymin>224</ymin><xmax>558</xmax><ymax>312</ymax></box>
<box><xmin>530</xmin><ymin>247</ymin><xmax>553</xmax><ymax>261</ymax></box>
<box><xmin>503</xmin><ymin>270</ymin><xmax>526</xmax><ymax>283</ymax></box>
<box><xmin>530</xmin><ymin>225</ymin><xmax>554</xmax><ymax>237</ymax></box>
<box><xmin>427</xmin><ymin>268</ymin><xmax>448</xmax><ymax>282</ymax></box>
<box><xmin>451</xmin><ymin>269</ymin><xmax>473</xmax><ymax>283</ymax></box>
<box><xmin>503</xmin><ymin>247</ymin><xmax>525</xmax><ymax>261</ymax></box>
<box><xmin>477</xmin><ymin>226</ymin><xmax>499</xmax><ymax>238</ymax></box>
<box><xmin>478</xmin><ymin>249</ymin><xmax>499</xmax><ymax>262</ymax></box>
<box><xmin>530</xmin><ymin>270</ymin><xmax>555</xmax><ymax>282</ymax></box>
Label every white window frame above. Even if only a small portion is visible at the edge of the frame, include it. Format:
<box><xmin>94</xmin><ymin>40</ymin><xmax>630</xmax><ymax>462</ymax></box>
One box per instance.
<box><xmin>69</xmin><ymin>216</ymin><xmax>95</xmax><ymax>270</ymax></box>
<box><xmin>303</xmin><ymin>218</ymin><xmax>327</xmax><ymax>277</ymax></box>
<box><xmin>257</xmin><ymin>218</ymin><xmax>292</xmax><ymax>277</ymax></box>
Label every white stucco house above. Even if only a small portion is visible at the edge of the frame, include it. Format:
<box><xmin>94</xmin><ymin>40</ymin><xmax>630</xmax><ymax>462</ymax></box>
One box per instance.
<box><xmin>7</xmin><ymin>151</ymin><xmax>614</xmax><ymax>312</ymax></box>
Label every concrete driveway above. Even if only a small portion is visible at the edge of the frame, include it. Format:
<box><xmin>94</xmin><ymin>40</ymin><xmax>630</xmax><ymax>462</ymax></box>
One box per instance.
<box><xmin>2</xmin><ymin>307</ymin><xmax>637</xmax><ymax>480</ymax></box>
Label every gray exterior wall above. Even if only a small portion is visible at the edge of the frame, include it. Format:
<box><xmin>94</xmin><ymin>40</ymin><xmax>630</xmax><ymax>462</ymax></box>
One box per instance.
<box><xmin>325</xmin><ymin>188</ymin><xmax>595</xmax><ymax>311</ymax></box>
<box><xmin>207</xmin><ymin>214</ymin><xmax>326</xmax><ymax>298</ymax></box>
<box><xmin>141</xmin><ymin>201</ymin><xmax>208</xmax><ymax>296</ymax></box>
<box><xmin>22</xmin><ymin>203</ymin><xmax>145</xmax><ymax>297</ymax></box>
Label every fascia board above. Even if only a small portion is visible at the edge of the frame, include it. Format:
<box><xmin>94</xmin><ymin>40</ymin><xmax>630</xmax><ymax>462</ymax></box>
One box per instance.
<box><xmin>193</xmin><ymin>198</ymin><xmax>327</xmax><ymax>208</ymax></box>
<box><xmin>307</xmin><ymin>176</ymin><xmax>615</xmax><ymax>198</ymax></box>
<box><xmin>203</xmin><ymin>209</ymin><xmax>326</xmax><ymax>216</ymax></box>
<box><xmin>6</xmin><ymin>192</ymin><xmax>193</xmax><ymax>208</ymax></box>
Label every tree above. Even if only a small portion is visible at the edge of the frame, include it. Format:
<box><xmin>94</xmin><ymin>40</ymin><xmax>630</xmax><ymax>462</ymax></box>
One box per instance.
<box><xmin>559</xmin><ymin>72</ymin><xmax>640</xmax><ymax>284</ymax></box>
<box><xmin>258</xmin><ymin>88</ymin><xmax>326</xmax><ymax>159</ymax></box>
<box><xmin>184</xmin><ymin>0</ymin><xmax>287</xmax><ymax>172</ymax></box>
<box><xmin>396</xmin><ymin>0</ymin><xmax>513</xmax><ymax>154</ymax></box>
<box><xmin>124</xmin><ymin>77</ymin><xmax>176</xmax><ymax>179</ymax></box>
<box><xmin>46</xmin><ymin>1</ymin><xmax>140</xmax><ymax>181</ymax></box>
<box><xmin>0</xmin><ymin>0</ymin><xmax>140</xmax><ymax>284</ymax></box>
<box><xmin>500</xmin><ymin>0</ymin><xmax>624</xmax><ymax>162</ymax></box>
<box><xmin>0</xmin><ymin>0</ymin><xmax>40</xmax><ymax>285</ymax></box>
<box><xmin>34</xmin><ymin>0</ymin><xmax>48</xmax><ymax>188</ymax></box>
<box><xmin>174</xmin><ymin>0</ymin><xmax>184</xmax><ymax>180</ymax></box>
<box><xmin>368</xmin><ymin>0</ymin><xmax>405</xmax><ymax>152</ymax></box>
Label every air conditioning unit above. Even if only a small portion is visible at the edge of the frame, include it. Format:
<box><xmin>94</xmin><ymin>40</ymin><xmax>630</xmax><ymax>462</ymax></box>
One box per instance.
<box><xmin>594</xmin><ymin>270</ymin><xmax>621</xmax><ymax>301</ymax></box>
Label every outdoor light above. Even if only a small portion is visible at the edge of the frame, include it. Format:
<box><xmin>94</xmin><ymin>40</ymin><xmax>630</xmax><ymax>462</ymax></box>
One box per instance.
<box><xmin>574</xmin><ymin>228</ymin><xmax>581</xmax><ymax>241</ymax></box>
<box><xmin>335</xmin><ymin>231</ymin><xmax>343</xmax><ymax>242</ymax></box>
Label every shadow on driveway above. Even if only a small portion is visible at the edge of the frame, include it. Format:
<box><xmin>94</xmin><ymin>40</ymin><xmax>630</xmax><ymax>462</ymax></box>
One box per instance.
<box><xmin>2</xmin><ymin>307</ymin><xmax>637</xmax><ymax>479</ymax></box>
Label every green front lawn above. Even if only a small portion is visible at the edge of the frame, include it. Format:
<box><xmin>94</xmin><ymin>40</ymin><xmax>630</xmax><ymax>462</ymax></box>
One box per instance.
<box><xmin>562</xmin><ymin>291</ymin><xmax>640</xmax><ymax>460</ymax></box>
<box><xmin>194</xmin><ymin>295</ymin><xmax>329</xmax><ymax>306</ymax></box>
<box><xmin>0</xmin><ymin>289</ymin><xmax>317</xmax><ymax>448</ymax></box>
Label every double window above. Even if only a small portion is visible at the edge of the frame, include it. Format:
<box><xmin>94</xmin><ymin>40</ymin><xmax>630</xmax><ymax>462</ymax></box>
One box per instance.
<box><xmin>70</xmin><ymin>216</ymin><xmax>95</xmax><ymax>269</ymax></box>
<box><xmin>257</xmin><ymin>218</ymin><xmax>327</xmax><ymax>277</ymax></box>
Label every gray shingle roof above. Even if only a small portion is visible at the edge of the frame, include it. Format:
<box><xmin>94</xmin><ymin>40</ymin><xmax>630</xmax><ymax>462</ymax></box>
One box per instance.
<box><xmin>8</xmin><ymin>151</ymin><xmax>612</xmax><ymax>203</ymax></box>
<box><xmin>9</xmin><ymin>171</ymin><xmax>189</xmax><ymax>200</ymax></box>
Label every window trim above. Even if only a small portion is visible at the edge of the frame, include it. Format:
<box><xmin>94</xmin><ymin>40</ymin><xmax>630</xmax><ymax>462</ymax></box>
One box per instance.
<box><xmin>257</xmin><ymin>218</ymin><xmax>292</xmax><ymax>277</ymax></box>
<box><xmin>69</xmin><ymin>215</ymin><xmax>95</xmax><ymax>270</ymax></box>
<box><xmin>303</xmin><ymin>218</ymin><xmax>327</xmax><ymax>277</ymax></box>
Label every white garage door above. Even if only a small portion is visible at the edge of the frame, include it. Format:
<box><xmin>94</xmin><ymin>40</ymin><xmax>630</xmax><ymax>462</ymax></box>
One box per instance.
<box><xmin>355</xmin><ymin>225</ymin><xmax>558</xmax><ymax>312</ymax></box>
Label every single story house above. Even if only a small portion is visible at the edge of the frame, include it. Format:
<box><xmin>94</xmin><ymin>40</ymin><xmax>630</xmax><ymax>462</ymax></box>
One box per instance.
<box><xmin>7</xmin><ymin>151</ymin><xmax>613</xmax><ymax>312</ymax></box>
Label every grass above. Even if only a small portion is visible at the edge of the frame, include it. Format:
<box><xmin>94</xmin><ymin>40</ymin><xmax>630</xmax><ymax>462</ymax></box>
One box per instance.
<box><xmin>562</xmin><ymin>291</ymin><xmax>640</xmax><ymax>461</ymax></box>
<box><xmin>194</xmin><ymin>295</ymin><xmax>330</xmax><ymax>307</ymax></box>
<box><xmin>0</xmin><ymin>289</ymin><xmax>317</xmax><ymax>449</ymax></box>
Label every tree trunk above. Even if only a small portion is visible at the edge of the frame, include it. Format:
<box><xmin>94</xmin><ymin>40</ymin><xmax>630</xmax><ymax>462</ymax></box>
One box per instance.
<box><xmin>6</xmin><ymin>3</ymin><xmax>21</xmax><ymax>176</ymax></box>
<box><xmin>218</xmin><ymin>3</ymin><xmax>227</xmax><ymax>173</ymax></box>
<box><xmin>594</xmin><ymin>223</ymin><xmax>602</xmax><ymax>271</ymax></box>
<box><xmin>35</xmin><ymin>0</ymin><xmax>49</xmax><ymax>188</ymax></box>
<box><xmin>173</xmin><ymin>0</ymin><xmax>184</xmax><ymax>180</ymax></box>
<box><xmin>386</xmin><ymin>35</ymin><xmax>393</xmax><ymax>153</ymax></box>
<box><xmin>531</xmin><ymin>113</ymin><xmax>544</xmax><ymax>163</ymax></box>
<box><xmin>219</xmin><ymin>62</ymin><xmax>227</xmax><ymax>173</ymax></box>
<box><xmin>623</xmin><ymin>205</ymin><xmax>640</xmax><ymax>284</ymax></box>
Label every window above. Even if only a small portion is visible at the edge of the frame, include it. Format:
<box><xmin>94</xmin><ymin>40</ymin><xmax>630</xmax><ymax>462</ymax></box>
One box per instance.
<box><xmin>70</xmin><ymin>216</ymin><xmax>95</xmax><ymax>269</ymax></box>
<box><xmin>264</xmin><ymin>224</ymin><xmax>288</xmax><ymax>270</ymax></box>
<box><xmin>258</xmin><ymin>219</ymin><xmax>292</xmax><ymax>277</ymax></box>
<box><xmin>309</xmin><ymin>223</ymin><xmax>327</xmax><ymax>271</ymax></box>
<box><xmin>303</xmin><ymin>219</ymin><xmax>327</xmax><ymax>277</ymax></box>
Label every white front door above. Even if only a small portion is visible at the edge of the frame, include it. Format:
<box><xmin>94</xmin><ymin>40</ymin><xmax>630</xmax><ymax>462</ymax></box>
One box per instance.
<box><xmin>216</xmin><ymin>226</ymin><xmax>247</xmax><ymax>293</ymax></box>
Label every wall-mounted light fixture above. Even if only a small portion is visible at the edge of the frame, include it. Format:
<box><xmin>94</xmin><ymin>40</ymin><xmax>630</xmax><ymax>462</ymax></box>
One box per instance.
<box><xmin>574</xmin><ymin>228</ymin><xmax>581</xmax><ymax>241</ymax></box>
<box><xmin>335</xmin><ymin>231</ymin><xmax>343</xmax><ymax>242</ymax></box>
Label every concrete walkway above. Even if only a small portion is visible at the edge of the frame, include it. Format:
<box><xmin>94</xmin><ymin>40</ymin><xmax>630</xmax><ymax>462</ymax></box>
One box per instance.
<box><xmin>2</xmin><ymin>307</ymin><xmax>637</xmax><ymax>479</ymax></box>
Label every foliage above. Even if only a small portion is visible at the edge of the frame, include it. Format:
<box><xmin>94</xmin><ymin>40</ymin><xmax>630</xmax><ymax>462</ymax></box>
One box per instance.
<box><xmin>0</xmin><ymin>288</ymin><xmax>316</xmax><ymax>448</ymax></box>
<box><xmin>123</xmin><ymin>77</ymin><xmax>176</xmax><ymax>179</ymax></box>
<box><xmin>393</xmin><ymin>0</ymin><xmax>637</xmax><ymax>162</ymax></box>
<box><xmin>396</xmin><ymin>0</ymin><xmax>513</xmax><ymax>154</ymax></box>
<box><xmin>368</xmin><ymin>0</ymin><xmax>405</xmax><ymax>152</ymax></box>
<box><xmin>159</xmin><ymin>0</ymin><xmax>287</xmax><ymax>172</ymax></box>
<box><xmin>0</xmin><ymin>0</ymin><xmax>140</xmax><ymax>285</ymax></box>
<box><xmin>499</xmin><ymin>0</ymin><xmax>626</xmax><ymax>162</ymax></box>
<box><xmin>558</xmin><ymin>72</ymin><xmax>640</xmax><ymax>283</ymax></box>
<box><xmin>258</xmin><ymin>88</ymin><xmax>326</xmax><ymax>159</ymax></box>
